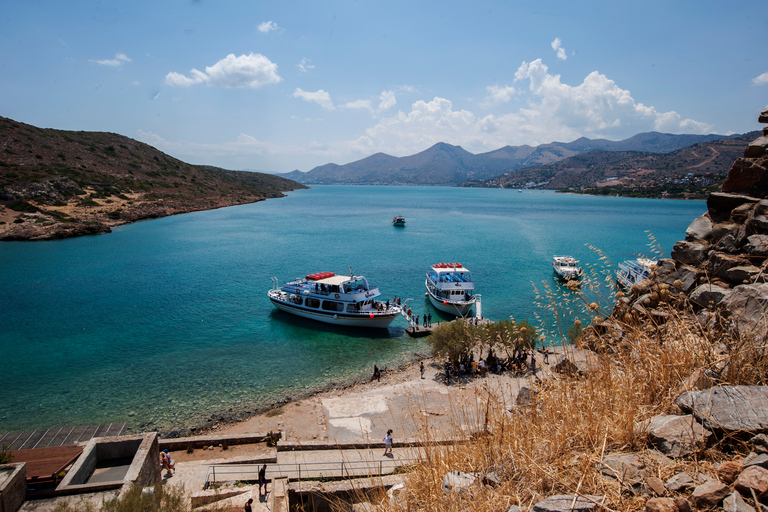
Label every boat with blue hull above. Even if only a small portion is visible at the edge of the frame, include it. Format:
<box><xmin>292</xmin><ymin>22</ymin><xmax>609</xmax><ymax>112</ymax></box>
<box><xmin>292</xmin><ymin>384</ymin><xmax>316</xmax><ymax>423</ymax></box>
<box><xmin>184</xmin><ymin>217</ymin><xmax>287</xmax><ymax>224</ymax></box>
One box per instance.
<box><xmin>268</xmin><ymin>270</ymin><xmax>401</xmax><ymax>328</ymax></box>
<box><xmin>425</xmin><ymin>263</ymin><xmax>477</xmax><ymax>316</ymax></box>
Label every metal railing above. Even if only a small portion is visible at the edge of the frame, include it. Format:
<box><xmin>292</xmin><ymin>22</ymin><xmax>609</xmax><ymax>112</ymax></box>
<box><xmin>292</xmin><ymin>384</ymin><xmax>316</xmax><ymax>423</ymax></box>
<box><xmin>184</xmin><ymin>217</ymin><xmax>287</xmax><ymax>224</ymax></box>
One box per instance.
<box><xmin>204</xmin><ymin>458</ymin><xmax>419</xmax><ymax>489</ymax></box>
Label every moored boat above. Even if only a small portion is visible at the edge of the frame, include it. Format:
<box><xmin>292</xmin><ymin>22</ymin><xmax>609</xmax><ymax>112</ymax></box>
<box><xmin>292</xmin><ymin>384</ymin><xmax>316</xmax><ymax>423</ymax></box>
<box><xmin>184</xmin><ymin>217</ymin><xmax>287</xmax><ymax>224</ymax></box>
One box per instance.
<box><xmin>425</xmin><ymin>263</ymin><xmax>477</xmax><ymax>316</ymax></box>
<box><xmin>617</xmin><ymin>258</ymin><xmax>657</xmax><ymax>289</ymax></box>
<box><xmin>268</xmin><ymin>269</ymin><xmax>400</xmax><ymax>328</ymax></box>
<box><xmin>392</xmin><ymin>215</ymin><xmax>406</xmax><ymax>227</ymax></box>
<box><xmin>552</xmin><ymin>255</ymin><xmax>582</xmax><ymax>281</ymax></box>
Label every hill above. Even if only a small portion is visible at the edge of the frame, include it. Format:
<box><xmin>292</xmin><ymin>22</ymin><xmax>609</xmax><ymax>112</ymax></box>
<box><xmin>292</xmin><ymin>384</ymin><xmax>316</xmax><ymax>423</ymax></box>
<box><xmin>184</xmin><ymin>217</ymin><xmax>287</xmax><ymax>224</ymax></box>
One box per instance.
<box><xmin>278</xmin><ymin>132</ymin><xmax>740</xmax><ymax>186</ymax></box>
<box><xmin>463</xmin><ymin>131</ymin><xmax>759</xmax><ymax>198</ymax></box>
<box><xmin>0</xmin><ymin>116</ymin><xmax>306</xmax><ymax>241</ymax></box>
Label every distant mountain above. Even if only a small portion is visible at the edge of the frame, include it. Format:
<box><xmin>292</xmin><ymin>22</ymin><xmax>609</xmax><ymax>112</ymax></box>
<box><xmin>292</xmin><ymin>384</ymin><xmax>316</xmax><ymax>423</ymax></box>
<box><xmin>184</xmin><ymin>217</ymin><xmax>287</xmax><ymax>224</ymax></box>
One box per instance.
<box><xmin>463</xmin><ymin>131</ymin><xmax>759</xmax><ymax>197</ymax></box>
<box><xmin>279</xmin><ymin>132</ymin><xmax>740</xmax><ymax>185</ymax></box>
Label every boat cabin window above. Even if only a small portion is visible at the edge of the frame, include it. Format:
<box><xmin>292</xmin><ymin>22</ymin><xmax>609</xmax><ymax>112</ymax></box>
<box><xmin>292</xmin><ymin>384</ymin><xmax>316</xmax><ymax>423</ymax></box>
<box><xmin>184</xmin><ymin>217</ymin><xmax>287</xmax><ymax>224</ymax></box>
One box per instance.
<box><xmin>321</xmin><ymin>300</ymin><xmax>344</xmax><ymax>312</ymax></box>
<box><xmin>347</xmin><ymin>303</ymin><xmax>360</xmax><ymax>313</ymax></box>
<box><xmin>306</xmin><ymin>297</ymin><xmax>320</xmax><ymax>308</ymax></box>
<box><xmin>289</xmin><ymin>294</ymin><xmax>303</xmax><ymax>305</ymax></box>
<box><xmin>343</xmin><ymin>278</ymin><xmax>367</xmax><ymax>293</ymax></box>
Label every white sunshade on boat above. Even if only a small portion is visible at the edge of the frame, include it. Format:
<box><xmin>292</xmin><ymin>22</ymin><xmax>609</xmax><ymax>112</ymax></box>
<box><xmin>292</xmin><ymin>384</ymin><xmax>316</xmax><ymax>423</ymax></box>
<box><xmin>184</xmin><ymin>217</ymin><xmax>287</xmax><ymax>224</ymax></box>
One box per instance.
<box><xmin>312</xmin><ymin>275</ymin><xmax>358</xmax><ymax>286</ymax></box>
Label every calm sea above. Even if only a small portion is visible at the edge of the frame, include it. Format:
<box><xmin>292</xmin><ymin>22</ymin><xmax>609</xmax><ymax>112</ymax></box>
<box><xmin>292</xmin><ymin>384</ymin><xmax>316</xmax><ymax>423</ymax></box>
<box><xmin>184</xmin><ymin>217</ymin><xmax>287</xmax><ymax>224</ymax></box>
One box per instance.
<box><xmin>0</xmin><ymin>187</ymin><xmax>705</xmax><ymax>433</ymax></box>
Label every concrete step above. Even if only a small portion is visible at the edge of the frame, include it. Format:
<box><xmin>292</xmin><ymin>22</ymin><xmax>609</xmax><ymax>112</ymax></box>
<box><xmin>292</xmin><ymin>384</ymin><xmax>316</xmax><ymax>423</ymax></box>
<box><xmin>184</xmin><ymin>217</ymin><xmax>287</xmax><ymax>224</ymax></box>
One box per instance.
<box><xmin>270</xmin><ymin>477</ymin><xmax>289</xmax><ymax>512</ymax></box>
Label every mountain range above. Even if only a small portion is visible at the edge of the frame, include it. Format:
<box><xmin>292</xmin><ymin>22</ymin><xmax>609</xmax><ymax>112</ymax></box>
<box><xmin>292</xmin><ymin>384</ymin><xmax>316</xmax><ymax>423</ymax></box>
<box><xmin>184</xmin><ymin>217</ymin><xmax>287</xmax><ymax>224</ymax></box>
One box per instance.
<box><xmin>278</xmin><ymin>132</ymin><xmax>745</xmax><ymax>186</ymax></box>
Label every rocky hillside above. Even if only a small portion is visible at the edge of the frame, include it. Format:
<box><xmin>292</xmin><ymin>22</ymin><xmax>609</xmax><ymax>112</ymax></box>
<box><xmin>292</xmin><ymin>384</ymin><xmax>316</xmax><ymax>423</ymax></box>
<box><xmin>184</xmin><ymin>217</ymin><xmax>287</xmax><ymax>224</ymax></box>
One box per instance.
<box><xmin>279</xmin><ymin>133</ymin><xmax>737</xmax><ymax>186</ymax></box>
<box><xmin>0</xmin><ymin>116</ymin><xmax>306</xmax><ymax>241</ymax></box>
<box><xmin>463</xmin><ymin>132</ymin><xmax>759</xmax><ymax>198</ymax></box>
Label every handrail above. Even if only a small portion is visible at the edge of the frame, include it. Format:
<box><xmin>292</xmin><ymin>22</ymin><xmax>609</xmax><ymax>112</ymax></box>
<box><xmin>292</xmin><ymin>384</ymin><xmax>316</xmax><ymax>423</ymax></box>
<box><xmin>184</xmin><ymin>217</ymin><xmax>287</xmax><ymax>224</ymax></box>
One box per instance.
<box><xmin>204</xmin><ymin>457</ymin><xmax>419</xmax><ymax>490</ymax></box>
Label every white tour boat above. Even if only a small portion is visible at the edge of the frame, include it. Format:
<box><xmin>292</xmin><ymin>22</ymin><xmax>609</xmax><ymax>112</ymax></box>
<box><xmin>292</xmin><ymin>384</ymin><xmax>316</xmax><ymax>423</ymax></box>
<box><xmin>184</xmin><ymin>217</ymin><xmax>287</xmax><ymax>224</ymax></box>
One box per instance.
<box><xmin>268</xmin><ymin>270</ymin><xmax>401</xmax><ymax>328</ymax></box>
<box><xmin>425</xmin><ymin>263</ymin><xmax>477</xmax><ymax>316</ymax></box>
<box><xmin>617</xmin><ymin>258</ymin><xmax>657</xmax><ymax>289</ymax></box>
<box><xmin>552</xmin><ymin>255</ymin><xmax>582</xmax><ymax>281</ymax></box>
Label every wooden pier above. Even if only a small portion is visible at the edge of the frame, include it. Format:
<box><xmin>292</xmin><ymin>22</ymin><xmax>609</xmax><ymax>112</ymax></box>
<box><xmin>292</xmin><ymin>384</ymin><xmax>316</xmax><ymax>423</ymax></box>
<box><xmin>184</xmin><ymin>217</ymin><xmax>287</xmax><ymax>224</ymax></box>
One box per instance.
<box><xmin>0</xmin><ymin>422</ymin><xmax>129</xmax><ymax>450</ymax></box>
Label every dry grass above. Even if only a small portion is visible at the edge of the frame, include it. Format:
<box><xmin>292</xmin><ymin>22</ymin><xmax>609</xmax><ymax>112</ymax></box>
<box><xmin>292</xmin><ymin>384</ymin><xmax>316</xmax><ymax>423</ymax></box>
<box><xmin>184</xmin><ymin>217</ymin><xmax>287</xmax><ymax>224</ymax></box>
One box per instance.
<box><xmin>351</xmin><ymin>281</ymin><xmax>767</xmax><ymax>511</ymax></box>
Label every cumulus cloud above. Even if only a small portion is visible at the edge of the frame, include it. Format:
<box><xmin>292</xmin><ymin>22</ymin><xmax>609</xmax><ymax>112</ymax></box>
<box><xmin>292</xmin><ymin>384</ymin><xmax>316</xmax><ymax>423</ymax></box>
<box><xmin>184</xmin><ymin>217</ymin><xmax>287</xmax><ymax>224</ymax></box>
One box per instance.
<box><xmin>377</xmin><ymin>90</ymin><xmax>396</xmax><ymax>113</ymax></box>
<box><xmin>348</xmin><ymin>58</ymin><xmax>712</xmax><ymax>158</ymax></box>
<box><xmin>293</xmin><ymin>88</ymin><xmax>335</xmax><ymax>110</ymax></box>
<box><xmin>297</xmin><ymin>57</ymin><xmax>315</xmax><ymax>73</ymax></box>
<box><xmin>481</xmin><ymin>84</ymin><xmax>516</xmax><ymax>107</ymax></box>
<box><xmin>551</xmin><ymin>38</ymin><xmax>567</xmax><ymax>60</ymax></box>
<box><xmin>165</xmin><ymin>53</ymin><xmax>281</xmax><ymax>88</ymax></box>
<box><xmin>258</xmin><ymin>21</ymin><xmax>280</xmax><ymax>33</ymax></box>
<box><xmin>92</xmin><ymin>53</ymin><xmax>131</xmax><ymax>67</ymax></box>
<box><xmin>340</xmin><ymin>99</ymin><xmax>373</xmax><ymax>113</ymax></box>
<box><xmin>752</xmin><ymin>72</ymin><xmax>768</xmax><ymax>86</ymax></box>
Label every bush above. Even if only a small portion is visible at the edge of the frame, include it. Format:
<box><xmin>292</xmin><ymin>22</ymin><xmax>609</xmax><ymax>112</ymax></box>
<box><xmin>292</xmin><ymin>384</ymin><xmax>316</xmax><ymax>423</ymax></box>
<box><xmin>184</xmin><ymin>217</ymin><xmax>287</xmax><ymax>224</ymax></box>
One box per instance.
<box><xmin>51</xmin><ymin>483</ymin><xmax>190</xmax><ymax>512</ymax></box>
<box><xmin>7</xmin><ymin>199</ymin><xmax>38</xmax><ymax>213</ymax></box>
<box><xmin>80</xmin><ymin>198</ymin><xmax>100</xmax><ymax>206</ymax></box>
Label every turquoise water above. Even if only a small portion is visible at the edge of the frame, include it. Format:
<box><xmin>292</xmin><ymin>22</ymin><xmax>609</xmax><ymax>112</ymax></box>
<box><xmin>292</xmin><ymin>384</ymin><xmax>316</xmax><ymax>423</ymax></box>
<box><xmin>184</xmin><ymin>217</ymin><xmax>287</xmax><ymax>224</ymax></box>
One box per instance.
<box><xmin>0</xmin><ymin>187</ymin><xmax>705</xmax><ymax>433</ymax></box>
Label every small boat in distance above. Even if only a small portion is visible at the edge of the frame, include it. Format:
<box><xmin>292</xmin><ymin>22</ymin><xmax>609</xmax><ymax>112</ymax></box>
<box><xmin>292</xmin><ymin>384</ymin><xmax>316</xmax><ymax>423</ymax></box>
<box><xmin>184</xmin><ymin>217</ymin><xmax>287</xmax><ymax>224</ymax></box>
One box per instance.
<box><xmin>552</xmin><ymin>255</ymin><xmax>582</xmax><ymax>281</ymax></box>
<box><xmin>617</xmin><ymin>258</ymin><xmax>657</xmax><ymax>289</ymax></box>
<box><xmin>425</xmin><ymin>263</ymin><xmax>477</xmax><ymax>316</ymax></box>
<box><xmin>268</xmin><ymin>269</ymin><xmax>401</xmax><ymax>328</ymax></box>
<box><xmin>392</xmin><ymin>215</ymin><xmax>406</xmax><ymax>227</ymax></box>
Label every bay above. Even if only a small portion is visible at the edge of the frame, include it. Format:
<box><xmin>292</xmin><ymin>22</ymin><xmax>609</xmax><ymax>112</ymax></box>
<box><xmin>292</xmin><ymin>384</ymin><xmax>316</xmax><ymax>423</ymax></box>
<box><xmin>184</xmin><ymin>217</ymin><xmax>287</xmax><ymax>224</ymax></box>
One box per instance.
<box><xmin>0</xmin><ymin>186</ymin><xmax>705</xmax><ymax>433</ymax></box>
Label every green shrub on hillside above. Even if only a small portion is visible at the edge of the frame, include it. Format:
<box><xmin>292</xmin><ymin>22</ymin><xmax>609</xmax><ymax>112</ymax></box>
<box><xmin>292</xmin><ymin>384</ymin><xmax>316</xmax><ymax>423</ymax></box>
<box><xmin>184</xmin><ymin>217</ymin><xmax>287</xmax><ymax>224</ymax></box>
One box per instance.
<box><xmin>7</xmin><ymin>199</ymin><xmax>38</xmax><ymax>213</ymax></box>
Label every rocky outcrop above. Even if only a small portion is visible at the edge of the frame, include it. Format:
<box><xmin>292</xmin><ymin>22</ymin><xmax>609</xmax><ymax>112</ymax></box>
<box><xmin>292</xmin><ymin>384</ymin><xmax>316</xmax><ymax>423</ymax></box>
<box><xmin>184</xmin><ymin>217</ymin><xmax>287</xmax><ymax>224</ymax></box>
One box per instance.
<box><xmin>674</xmin><ymin>386</ymin><xmax>768</xmax><ymax>433</ymax></box>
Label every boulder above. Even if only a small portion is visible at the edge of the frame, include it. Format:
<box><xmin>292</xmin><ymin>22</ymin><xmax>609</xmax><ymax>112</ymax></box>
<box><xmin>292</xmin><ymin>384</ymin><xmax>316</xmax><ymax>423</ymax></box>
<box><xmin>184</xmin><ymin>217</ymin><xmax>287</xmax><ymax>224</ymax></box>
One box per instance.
<box><xmin>665</xmin><ymin>473</ymin><xmax>695</xmax><ymax>492</ymax></box>
<box><xmin>442</xmin><ymin>471</ymin><xmax>476</xmax><ymax>494</ymax></box>
<box><xmin>743</xmin><ymin>452</ymin><xmax>768</xmax><ymax>470</ymax></box>
<box><xmin>717</xmin><ymin>234</ymin><xmax>741</xmax><ymax>254</ymax></box>
<box><xmin>719</xmin><ymin>283</ymin><xmax>768</xmax><ymax>338</ymax></box>
<box><xmin>675</xmin><ymin>386</ymin><xmax>768</xmax><ymax>433</ymax></box>
<box><xmin>708</xmin><ymin>252</ymin><xmax>751</xmax><ymax>279</ymax></box>
<box><xmin>713</xmin><ymin>222</ymin><xmax>740</xmax><ymax>242</ymax></box>
<box><xmin>599</xmin><ymin>451</ymin><xmax>671</xmax><ymax>492</ymax></box>
<box><xmin>735</xmin><ymin>466</ymin><xmax>768</xmax><ymax>496</ymax></box>
<box><xmin>745</xmin><ymin>234</ymin><xmax>768</xmax><ymax>257</ymax></box>
<box><xmin>727</xmin><ymin>265</ymin><xmax>764</xmax><ymax>285</ymax></box>
<box><xmin>657</xmin><ymin>264</ymin><xmax>698</xmax><ymax>294</ymax></box>
<box><xmin>746</xmin><ymin>216</ymin><xmax>768</xmax><ymax>235</ymax></box>
<box><xmin>745</xmin><ymin>136</ymin><xmax>768</xmax><ymax>159</ymax></box>
<box><xmin>760</xmin><ymin>108</ymin><xmax>768</xmax><ymax>123</ymax></box>
<box><xmin>671</xmin><ymin>241</ymin><xmax>709</xmax><ymax>266</ymax></box>
<box><xmin>689</xmin><ymin>283</ymin><xmax>732</xmax><ymax>309</ymax></box>
<box><xmin>640</xmin><ymin>414</ymin><xmax>712</xmax><ymax>458</ymax></box>
<box><xmin>686</xmin><ymin>214</ymin><xmax>714</xmax><ymax>241</ymax></box>
<box><xmin>708</xmin><ymin>192</ymin><xmax>761</xmax><ymax>222</ymax></box>
<box><xmin>722</xmin><ymin>160</ymin><xmax>768</xmax><ymax>198</ymax></box>
<box><xmin>532</xmin><ymin>495</ymin><xmax>604</xmax><ymax>512</ymax></box>
<box><xmin>643</xmin><ymin>497</ymin><xmax>678</xmax><ymax>512</ymax></box>
<box><xmin>752</xmin><ymin>433</ymin><xmax>768</xmax><ymax>454</ymax></box>
<box><xmin>516</xmin><ymin>387</ymin><xmax>537</xmax><ymax>407</ymax></box>
<box><xmin>646</xmin><ymin>476</ymin><xmax>666</xmax><ymax>496</ymax></box>
<box><xmin>723</xmin><ymin>491</ymin><xmax>756</xmax><ymax>512</ymax></box>
<box><xmin>691</xmin><ymin>480</ymin><xmax>730</xmax><ymax>509</ymax></box>
<box><xmin>732</xmin><ymin>203</ymin><xmax>757</xmax><ymax>224</ymax></box>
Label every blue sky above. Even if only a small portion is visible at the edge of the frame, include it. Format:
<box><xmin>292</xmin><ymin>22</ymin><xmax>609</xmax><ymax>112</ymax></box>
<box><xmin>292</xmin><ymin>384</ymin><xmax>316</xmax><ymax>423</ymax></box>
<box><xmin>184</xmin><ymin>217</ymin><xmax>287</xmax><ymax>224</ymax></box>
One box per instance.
<box><xmin>1</xmin><ymin>1</ymin><xmax>766</xmax><ymax>173</ymax></box>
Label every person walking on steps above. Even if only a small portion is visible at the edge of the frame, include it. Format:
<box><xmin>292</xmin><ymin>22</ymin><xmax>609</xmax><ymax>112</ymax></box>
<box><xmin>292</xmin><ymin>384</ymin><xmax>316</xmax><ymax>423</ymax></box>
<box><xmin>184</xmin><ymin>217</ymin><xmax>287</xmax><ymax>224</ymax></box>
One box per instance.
<box><xmin>244</xmin><ymin>498</ymin><xmax>253</xmax><ymax>512</ymax></box>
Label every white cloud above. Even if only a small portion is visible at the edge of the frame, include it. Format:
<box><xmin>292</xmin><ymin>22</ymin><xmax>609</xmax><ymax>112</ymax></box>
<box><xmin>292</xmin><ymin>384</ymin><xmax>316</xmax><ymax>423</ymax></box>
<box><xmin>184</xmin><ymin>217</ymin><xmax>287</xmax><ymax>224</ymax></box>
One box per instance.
<box><xmin>340</xmin><ymin>99</ymin><xmax>373</xmax><ymax>113</ymax></box>
<box><xmin>344</xmin><ymin>58</ymin><xmax>712</xmax><ymax>158</ymax></box>
<box><xmin>165</xmin><ymin>53</ymin><xmax>281</xmax><ymax>88</ymax></box>
<box><xmin>752</xmin><ymin>72</ymin><xmax>768</xmax><ymax>86</ymax></box>
<box><xmin>377</xmin><ymin>90</ymin><xmax>396</xmax><ymax>113</ymax></box>
<box><xmin>258</xmin><ymin>21</ymin><xmax>280</xmax><ymax>33</ymax></box>
<box><xmin>293</xmin><ymin>88</ymin><xmax>335</xmax><ymax>110</ymax></box>
<box><xmin>297</xmin><ymin>57</ymin><xmax>315</xmax><ymax>73</ymax></box>
<box><xmin>92</xmin><ymin>53</ymin><xmax>131</xmax><ymax>67</ymax></box>
<box><xmin>481</xmin><ymin>84</ymin><xmax>516</xmax><ymax>107</ymax></box>
<box><xmin>551</xmin><ymin>38</ymin><xmax>567</xmax><ymax>61</ymax></box>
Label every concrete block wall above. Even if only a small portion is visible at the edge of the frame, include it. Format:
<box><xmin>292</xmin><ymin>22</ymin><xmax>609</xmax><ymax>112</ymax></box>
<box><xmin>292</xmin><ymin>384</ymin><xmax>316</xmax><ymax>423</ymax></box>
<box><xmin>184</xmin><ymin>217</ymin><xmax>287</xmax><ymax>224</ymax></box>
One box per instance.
<box><xmin>0</xmin><ymin>463</ymin><xmax>26</xmax><ymax>512</ymax></box>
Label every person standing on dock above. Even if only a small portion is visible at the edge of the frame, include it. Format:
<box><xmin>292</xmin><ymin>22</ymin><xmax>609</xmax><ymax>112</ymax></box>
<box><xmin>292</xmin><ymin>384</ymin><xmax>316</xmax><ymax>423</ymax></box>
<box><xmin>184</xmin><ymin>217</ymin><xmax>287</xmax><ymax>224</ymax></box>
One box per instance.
<box><xmin>420</xmin><ymin>361</ymin><xmax>425</xmax><ymax>379</ymax></box>
<box><xmin>427</xmin><ymin>313</ymin><xmax>432</xmax><ymax>327</ymax></box>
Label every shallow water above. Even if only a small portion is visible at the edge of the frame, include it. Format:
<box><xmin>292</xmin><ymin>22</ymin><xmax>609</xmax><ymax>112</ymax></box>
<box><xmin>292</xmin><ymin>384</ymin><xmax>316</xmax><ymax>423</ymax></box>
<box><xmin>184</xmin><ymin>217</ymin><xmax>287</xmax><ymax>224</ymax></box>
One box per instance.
<box><xmin>0</xmin><ymin>186</ymin><xmax>705</xmax><ymax>433</ymax></box>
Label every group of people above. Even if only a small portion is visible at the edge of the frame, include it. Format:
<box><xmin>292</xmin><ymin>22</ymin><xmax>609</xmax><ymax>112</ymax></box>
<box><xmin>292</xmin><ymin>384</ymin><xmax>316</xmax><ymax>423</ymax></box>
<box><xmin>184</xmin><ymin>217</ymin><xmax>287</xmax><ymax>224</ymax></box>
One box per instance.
<box><xmin>404</xmin><ymin>307</ymin><xmax>432</xmax><ymax>331</ymax></box>
<box><xmin>440</xmin><ymin>347</ymin><xmax>549</xmax><ymax>384</ymax></box>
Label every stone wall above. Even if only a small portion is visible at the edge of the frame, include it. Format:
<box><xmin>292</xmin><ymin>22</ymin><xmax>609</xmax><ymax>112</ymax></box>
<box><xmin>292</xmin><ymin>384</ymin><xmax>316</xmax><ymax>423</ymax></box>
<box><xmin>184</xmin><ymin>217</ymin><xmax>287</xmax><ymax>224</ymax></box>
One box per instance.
<box><xmin>0</xmin><ymin>463</ymin><xmax>26</xmax><ymax>512</ymax></box>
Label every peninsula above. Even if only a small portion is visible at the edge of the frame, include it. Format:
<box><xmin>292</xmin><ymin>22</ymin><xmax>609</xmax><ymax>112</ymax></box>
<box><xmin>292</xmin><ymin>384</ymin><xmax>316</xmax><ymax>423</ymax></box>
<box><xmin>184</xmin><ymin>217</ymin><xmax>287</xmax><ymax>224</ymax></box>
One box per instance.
<box><xmin>0</xmin><ymin>116</ymin><xmax>306</xmax><ymax>241</ymax></box>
